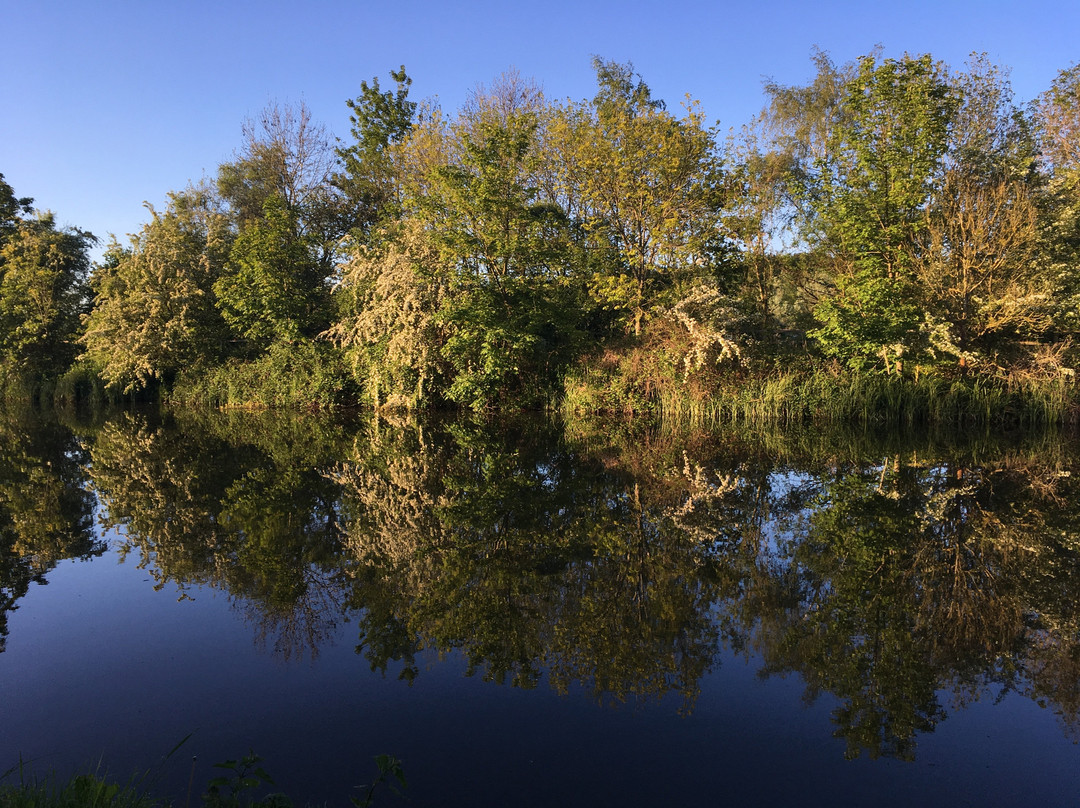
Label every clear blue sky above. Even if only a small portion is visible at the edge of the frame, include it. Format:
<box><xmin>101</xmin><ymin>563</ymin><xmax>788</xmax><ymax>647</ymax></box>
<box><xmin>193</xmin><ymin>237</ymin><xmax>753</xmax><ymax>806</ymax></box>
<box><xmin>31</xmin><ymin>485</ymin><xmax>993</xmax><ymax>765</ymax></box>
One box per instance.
<box><xmin>3</xmin><ymin>0</ymin><xmax>1077</xmax><ymax>258</ymax></box>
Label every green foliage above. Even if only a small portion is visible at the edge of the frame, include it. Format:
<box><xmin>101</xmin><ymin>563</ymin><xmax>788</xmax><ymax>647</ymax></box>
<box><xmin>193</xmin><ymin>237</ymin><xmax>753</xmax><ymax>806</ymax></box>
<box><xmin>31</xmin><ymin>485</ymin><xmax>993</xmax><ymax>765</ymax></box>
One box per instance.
<box><xmin>60</xmin><ymin>54</ymin><xmax>1080</xmax><ymax>418</ymax></box>
<box><xmin>351</xmin><ymin>755</ymin><xmax>406</xmax><ymax>808</ymax></box>
<box><xmin>335</xmin><ymin>66</ymin><xmax>417</xmax><ymax>236</ymax></box>
<box><xmin>203</xmin><ymin>752</ymin><xmax>290</xmax><ymax>808</ymax></box>
<box><xmin>0</xmin><ymin>173</ymin><xmax>33</xmax><ymax>241</ymax></box>
<box><xmin>0</xmin><ymin>750</ymin><xmax>405</xmax><ymax>808</ymax></box>
<box><xmin>214</xmin><ymin>196</ymin><xmax>327</xmax><ymax>350</ymax></box>
<box><xmin>81</xmin><ymin>188</ymin><xmax>230</xmax><ymax>393</ymax></box>
<box><xmin>811</xmin><ymin>270</ymin><xmax>921</xmax><ymax>370</ymax></box>
<box><xmin>569</xmin><ymin>59</ymin><xmax>730</xmax><ymax>333</ymax></box>
<box><xmin>0</xmin><ymin>211</ymin><xmax>94</xmax><ymax>384</ymax></box>
<box><xmin>1036</xmin><ymin>63</ymin><xmax>1080</xmax><ymax>334</ymax></box>
<box><xmin>438</xmin><ymin>276</ymin><xmax>584</xmax><ymax>409</ymax></box>
<box><xmin>0</xmin><ymin>772</ymin><xmax>163</xmax><ymax>808</ymax></box>
<box><xmin>395</xmin><ymin>77</ymin><xmax>590</xmax><ymax>409</ymax></box>
<box><xmin>171</xmin><ymin>339</ymin><xmax>353</xmax><ymax>410</ymax></box>
<box><xmin>216</xmin><ymin>101</ymin><xmax>345</xmax><ymax>274</ymax></box>
<box><xmin>805</xmin><ymin>54</ymin><xmax>957</xmax><ymax>367</ymax></box>
<box><xmin>328</xmin><ymin>222</ymin><xmax>448</xmax><ymax>408</ymax></box>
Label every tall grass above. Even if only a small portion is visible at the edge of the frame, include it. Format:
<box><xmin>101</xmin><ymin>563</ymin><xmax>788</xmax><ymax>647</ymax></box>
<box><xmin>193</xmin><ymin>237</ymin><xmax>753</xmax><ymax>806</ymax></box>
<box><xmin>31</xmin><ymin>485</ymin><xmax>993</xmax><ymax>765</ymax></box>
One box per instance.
<box><xmin>563</xmin><ymin>353</ymin><xmax>1080</xmax><ymax>428</ymax></box>
<box><xmin>0</xmin><ymin>771</ymin><xmax>165</xmax><ymax>808</ymax></box>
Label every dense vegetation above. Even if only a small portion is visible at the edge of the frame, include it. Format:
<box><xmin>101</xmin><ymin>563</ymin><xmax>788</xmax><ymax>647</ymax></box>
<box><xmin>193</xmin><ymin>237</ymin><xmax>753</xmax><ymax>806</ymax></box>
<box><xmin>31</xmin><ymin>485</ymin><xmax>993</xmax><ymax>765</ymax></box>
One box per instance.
<box><xmin>4</xmin><ymin>51</ymin><xmax>1080</xmax><ymax>421</ymax></box>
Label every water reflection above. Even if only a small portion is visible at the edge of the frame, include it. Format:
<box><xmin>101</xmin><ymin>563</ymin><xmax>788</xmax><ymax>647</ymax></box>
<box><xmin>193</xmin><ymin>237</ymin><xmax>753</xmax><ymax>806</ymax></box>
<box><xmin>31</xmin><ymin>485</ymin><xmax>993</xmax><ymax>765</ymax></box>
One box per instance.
<box><xmin>90</xmin><ymin>408</ymin><xmax>352</xmax><ymax>659</ymax></box>
<box><xmin>6</xmin><ymin>405</ymin><xmax>1080</xmax><ymax>761</ymax></box>
<box><xmin>0</xmin><ymin>405</ymin><xmax>100</xmax><ymax>652</ymax></box>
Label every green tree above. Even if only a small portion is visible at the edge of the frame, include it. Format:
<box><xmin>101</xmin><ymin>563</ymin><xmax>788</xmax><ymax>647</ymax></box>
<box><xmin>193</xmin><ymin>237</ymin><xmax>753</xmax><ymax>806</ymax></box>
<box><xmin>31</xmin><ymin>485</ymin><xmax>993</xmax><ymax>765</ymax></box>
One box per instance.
<box><xmin>0</xmin><ymin>173</ymin><xmax>33</xmax><ymax>244</ymax></box>
<box><xmin>218</xmin><ymin>101</ymin><xmax>347</xmax><ymax>276</ymax></box>
<box><xmin>335</xmin><ymin>65</ymin><xmax>417</xmax><ymax>238</ymax></box>
<box><xmin>214</xmin><ymin>194</ymin><xmax>327</xmax><ymax>350</ymax></box>
<box><xmin>1035</xmin><ymin>64</ymin><xmax>1080</xmax><ymax>336</ymax></box>
<box><xmin>0</xmin><ymin>211</ymin><xmax>94</xmax><ymax>381</ymax></box>
<box><xmin>568</xmin><ymin>59</ymin><xmax>728</xmax><ymax>334</ymax></box>
<box><xmin>81</xmin><ymin>187</ymin><xmax>231</xmax><ymax>392</ymax></box>
<box><xmin>806</xmin><ymin>54</ymin><xmax>957</xmax><ymax>370</ymax></box>
<box><xmin>916</xmin><ymin>57</ymin><xmax>1046</xmax><ymax>365</ymax></box>
<box><xmin>407</xmin><ymin>73</ymin><xmax>586</xmax><ymax>408</ymax></box>
<box><xmin>328</xmin><ymin>220</ymin><xmax>448</xmax><ymax>408</ymax></box>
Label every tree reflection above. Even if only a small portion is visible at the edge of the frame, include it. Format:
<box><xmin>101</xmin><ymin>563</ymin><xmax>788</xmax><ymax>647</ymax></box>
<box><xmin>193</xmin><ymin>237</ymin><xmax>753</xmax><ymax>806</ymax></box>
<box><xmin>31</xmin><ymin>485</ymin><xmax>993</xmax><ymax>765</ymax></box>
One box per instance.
<box><xmin>0</xmin><ymin>406</ymin><xmax>99</xmax><ymax>652</ymax></box>
<box><xmin>60</xmin><ymin>405</ymin><xmax>1080</xmax><ymax>759</ymax></box>
<box><xmin>89</xmin><ymin>408</ymin><xmax>351</xmax><ymax>660</ymax></box>
<box><xmin>335</xmin><ymin>415</ymin><xmax>729</xmax><ymax>710</ymax></box>
<box><xmin>748</xmin><ymin>442</ymin><xmax>1080</xmax><ymax>759</ymax></box>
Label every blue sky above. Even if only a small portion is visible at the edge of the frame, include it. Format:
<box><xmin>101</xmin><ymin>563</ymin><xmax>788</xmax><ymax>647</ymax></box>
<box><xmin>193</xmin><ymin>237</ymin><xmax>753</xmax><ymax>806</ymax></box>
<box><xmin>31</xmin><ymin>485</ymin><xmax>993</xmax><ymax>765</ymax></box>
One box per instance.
<box><xmin>3</xmin><ymin>0</ymin><xmax>1078</xmax><ymax>258</ymax></box>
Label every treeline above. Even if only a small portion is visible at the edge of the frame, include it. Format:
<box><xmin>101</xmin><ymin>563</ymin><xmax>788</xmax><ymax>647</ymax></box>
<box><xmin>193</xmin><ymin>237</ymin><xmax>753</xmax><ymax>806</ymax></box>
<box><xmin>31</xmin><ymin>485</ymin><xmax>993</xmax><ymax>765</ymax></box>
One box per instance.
<box><xmin>3</xmin><ymin>52</ymin><xmax>1080</xmax><ymax>418</ymax></box>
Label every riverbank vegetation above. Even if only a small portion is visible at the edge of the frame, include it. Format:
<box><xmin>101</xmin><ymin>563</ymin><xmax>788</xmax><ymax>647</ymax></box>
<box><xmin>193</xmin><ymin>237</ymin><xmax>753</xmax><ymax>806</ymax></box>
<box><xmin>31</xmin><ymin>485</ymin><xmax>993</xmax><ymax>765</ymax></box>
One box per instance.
<box><xmin>3</xmin><ymin>51</ymin><xmax>1080</xmax><ymax>422</ymax></box>
<box><xmin>0</xmin><ymin>750</ymin><xmax>405</xmax><ymax>807</ymax></box>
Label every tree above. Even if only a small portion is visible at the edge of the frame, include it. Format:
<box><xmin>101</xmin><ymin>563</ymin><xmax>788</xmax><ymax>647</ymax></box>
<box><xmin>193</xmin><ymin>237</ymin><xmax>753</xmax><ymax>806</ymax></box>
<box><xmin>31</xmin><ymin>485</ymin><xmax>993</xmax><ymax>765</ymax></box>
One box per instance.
<box><xmin>567</xmin><ymin>59</ymin><xmax>729</xmax><ymax>334</ymax></box>
<box><xmin>335</xmin><ymin>66</ymin><xmax>417</xmax><ymax>238</ymax></box>
<box><xmin>916</xmin><ymin>172</ymin><xmax>1041</xmax><ymax>363</ymax></box>
<box><xmin>327</xmin><ymin>221</ymin><xmax>448</xmax><ymax>408</ymax></box>
<box><xmin>0</xmin><ymin>211</ymin><xmax>94</xmax><ymax>380</ymax></box>
<box><xmin>401</xmin><ymin>72</ymin><xmax>586</xmax><ymax>408</ymax></box>
<box><xmin>0</xmin><ymin>173</ymin><xmax>33</xmax><ymax>245</ymax></box>
<box><xmin>1036</xmin><ymin>63</ymin><xmax>1080</xmax><ymax>175</ymax></box>
<box><xmin>81</xmin><ymin>187</ymin><xmax>230</xmax><ymax>392</ymax></box>
<box><xmin>806</xmin><ymin>54</ymin><xmax>958</xmax><ymax>370</ymax></box>
<box><xmin>915</xmin><ymin>57</ymin><xmax>1045</xmax><ymax>364</ymax></box>
<box><xmin>217</xmin><ymin>101</ymin><xmax>346</xmax><ymax>274</ymax></box>
<box><xmin>1034</xmin><ymin>64</ymin><xmax>1080</xmax><ymax>335</ymax></box>
<box><xmin>726</xmin><ymin>126</ymin><xmax>796</xmax><ymax>324</ymax></box>
<box><xmin>214</xmin><ymin>194</ymin><xmax>327</xmax><ymax>350</ymax></box>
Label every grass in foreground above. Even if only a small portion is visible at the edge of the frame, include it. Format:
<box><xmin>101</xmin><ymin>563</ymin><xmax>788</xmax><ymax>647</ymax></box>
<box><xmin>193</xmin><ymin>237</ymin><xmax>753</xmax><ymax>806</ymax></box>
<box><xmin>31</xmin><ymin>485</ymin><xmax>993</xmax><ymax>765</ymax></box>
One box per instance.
<box><xmin>0</xmin><ymin>752</ymin><xmax>406</xmax><ymax>808</ymax></box>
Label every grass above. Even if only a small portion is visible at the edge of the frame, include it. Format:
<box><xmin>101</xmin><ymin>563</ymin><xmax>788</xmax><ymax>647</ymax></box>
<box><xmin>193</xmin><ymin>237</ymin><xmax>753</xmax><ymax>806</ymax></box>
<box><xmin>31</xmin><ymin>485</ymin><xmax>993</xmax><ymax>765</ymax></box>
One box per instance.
<box><xmin>0</xmin><ymin>751</ymin><xmax>405</xmax><ymax>808</ymax></box>
<box><xmin>562</xmin><ymin>346</ymin><xmax>1080</xmax><ymax>429</ymax></box>
<box><xmin>0</xmin><ymin>769</ymin><xmax>165</xmax><ymax>808</ymax></box>
<box><xmin>168</xmin><ymin>341</ymin><xmax>356</xmax><ymax>412</ymax></box>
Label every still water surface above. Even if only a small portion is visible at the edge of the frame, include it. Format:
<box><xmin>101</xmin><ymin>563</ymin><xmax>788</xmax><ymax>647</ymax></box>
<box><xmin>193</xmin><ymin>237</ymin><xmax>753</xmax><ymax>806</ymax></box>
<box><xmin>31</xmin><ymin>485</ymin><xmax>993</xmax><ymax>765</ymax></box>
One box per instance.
<box><xmin>2</xmin><ymin>406</ymin><xmax>1080</xmax><ymax>806</ymax></box>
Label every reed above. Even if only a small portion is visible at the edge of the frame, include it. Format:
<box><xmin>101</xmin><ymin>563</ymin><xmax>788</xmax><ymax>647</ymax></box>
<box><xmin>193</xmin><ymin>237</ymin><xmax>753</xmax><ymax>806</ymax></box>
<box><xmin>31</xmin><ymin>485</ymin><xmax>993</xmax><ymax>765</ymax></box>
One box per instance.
<box><xmin>563</xmin><ymin>353</ymin><xmax>1080</xmax><ymax>428</ymax></box>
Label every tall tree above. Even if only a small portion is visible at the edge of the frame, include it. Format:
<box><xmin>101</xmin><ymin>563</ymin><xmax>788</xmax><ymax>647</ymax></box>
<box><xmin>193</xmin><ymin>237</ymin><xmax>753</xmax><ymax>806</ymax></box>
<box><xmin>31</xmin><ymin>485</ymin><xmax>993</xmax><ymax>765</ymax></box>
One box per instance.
<box><xmin>570</xmin><ymin>59</ymin><xmax>729</xmax><ymax>334</ymax></box>
<box><xmin>415</xmin><ymin>72</ymin><xmax>585</xmax><ymax>408</ymax></box>
<box><xmin>0</xmin><ymin>174</ymin><xmax>33</xmax><ymax>245</ymax></box>
<box><xmin>335</xmin><ymin>66</ymin><xmax>417</xmax><ymax>238</ymax></box>
<box><xmin>214</xmin><ymin>194</ymin><xmax>327</xmax><ymax>350</ymax></box>
<box><xmin>217</xmin><ymin>101</ymin><xmax>346</xmax><ymax>273</ymax></box>
<box><xmin>915</xmin><ymin>57</ymin><xmax>1045</xmax><ymax>365</ymax></box>
<box><xmin>1034</xmin><ymin>64</ymin><xmax>1080</xmax><ymax>336</ymax></box>
<box><xmin>807</xmin><ymin>54</ymin><xmax>957</xmax><ymax>370</ymax></box>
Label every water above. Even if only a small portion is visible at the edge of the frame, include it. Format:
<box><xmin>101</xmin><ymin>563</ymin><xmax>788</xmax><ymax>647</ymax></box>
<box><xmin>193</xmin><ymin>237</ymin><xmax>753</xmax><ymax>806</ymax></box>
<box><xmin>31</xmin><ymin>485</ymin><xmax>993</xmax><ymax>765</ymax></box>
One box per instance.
<box><xmin>2</xmin><ymin>406</ymin><xmax>1079</xmax><ymax>806</ymax></box>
